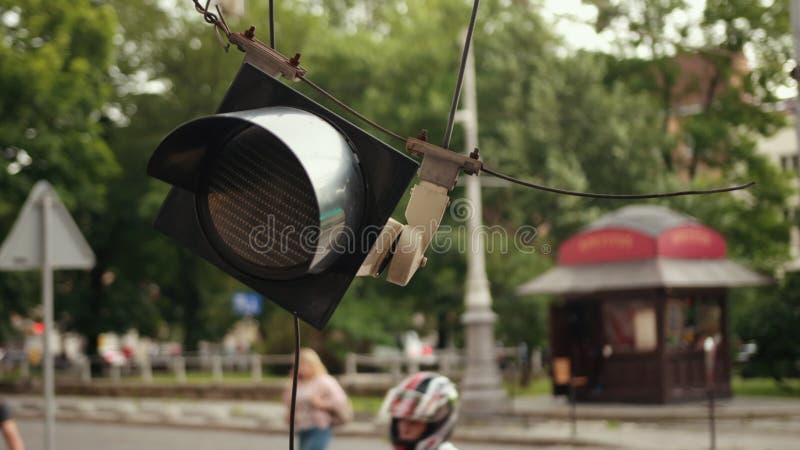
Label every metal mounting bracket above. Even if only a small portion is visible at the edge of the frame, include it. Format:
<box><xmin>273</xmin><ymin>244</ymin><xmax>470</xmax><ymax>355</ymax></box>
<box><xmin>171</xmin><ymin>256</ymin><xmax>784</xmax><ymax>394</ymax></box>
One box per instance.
<box><xmin>229</xmin><ymin>31</ymin><xmax>306</xmax><ymax>81</ymax></box>
<box><xmin>406</xmin><ymin>138</ymin><xmax>483</xmax><ymax>188</ymax></box>
<box><xmin>358</xmin><ymin>138</ymin><xmax>483</xmax><ymax>286</ymax></box>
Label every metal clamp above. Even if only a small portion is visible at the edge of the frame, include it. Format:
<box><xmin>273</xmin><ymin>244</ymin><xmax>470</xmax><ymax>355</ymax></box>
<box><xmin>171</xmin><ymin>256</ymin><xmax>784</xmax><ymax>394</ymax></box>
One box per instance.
<box><xmin>229</xmin><ymin>30</ymin><xmax>306</xmax><ymax>81</ymax></box>
<box><xmin>405</xmin><ymin>138</ymin><xmax>483</xmax><ymax>190</ymax></box>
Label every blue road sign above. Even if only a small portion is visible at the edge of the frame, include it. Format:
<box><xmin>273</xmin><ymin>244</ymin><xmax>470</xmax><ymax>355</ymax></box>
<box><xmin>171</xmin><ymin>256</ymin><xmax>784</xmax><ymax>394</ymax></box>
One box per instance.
<box><xmin>232</xmin><ymin>292</ymin><xmax>264</xmax><ymax>316</ymax></box>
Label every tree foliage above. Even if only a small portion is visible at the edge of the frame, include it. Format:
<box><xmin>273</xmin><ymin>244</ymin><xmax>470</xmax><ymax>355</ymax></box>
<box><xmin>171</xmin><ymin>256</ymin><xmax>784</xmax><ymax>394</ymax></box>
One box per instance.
<box><xmin>736</xmin><ymin>276</ymin><xmax>800</xmax><ymax>382</ymax></box>
<box><xmin>583</xmin><ymin>0</ymin><xmax>797</xmax><ymax>379</ymax></box>
<box><xmin>0</xmin><ymin>0</ymin><xmax>795</xmax><ymax>369</ymax></box>
<box><xmin>0</xmin><ymin>0</ymin><xmax>120</xmax><ymax>339</ymax></box>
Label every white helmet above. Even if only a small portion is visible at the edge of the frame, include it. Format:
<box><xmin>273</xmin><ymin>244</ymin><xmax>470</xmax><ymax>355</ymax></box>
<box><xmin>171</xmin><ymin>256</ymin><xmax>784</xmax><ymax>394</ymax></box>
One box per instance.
<box><xmin>383</xmin><ymin>372</ymin><xmax>459</xmax><ymax>450</ymax></box>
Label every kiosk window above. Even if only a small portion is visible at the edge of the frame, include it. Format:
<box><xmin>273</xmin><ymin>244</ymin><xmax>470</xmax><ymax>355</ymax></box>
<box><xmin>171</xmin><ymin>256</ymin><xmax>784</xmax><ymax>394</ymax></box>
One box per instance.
<box><xmin>666</xmin><ymin>297</ymin><xmax>721</xmax><ymax>351</ymax></box>
<box><xmin>603</xmin><ymin>301</ymin><xmax>657</xmax><ymax>353</ymax></box>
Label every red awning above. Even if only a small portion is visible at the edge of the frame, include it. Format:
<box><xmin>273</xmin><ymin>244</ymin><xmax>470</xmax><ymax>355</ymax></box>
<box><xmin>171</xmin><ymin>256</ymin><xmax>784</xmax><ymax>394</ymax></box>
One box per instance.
<box><xmin>517</xmin><ymin>258</ymin><xmax>770</xmax><ymax>295</ymax></box>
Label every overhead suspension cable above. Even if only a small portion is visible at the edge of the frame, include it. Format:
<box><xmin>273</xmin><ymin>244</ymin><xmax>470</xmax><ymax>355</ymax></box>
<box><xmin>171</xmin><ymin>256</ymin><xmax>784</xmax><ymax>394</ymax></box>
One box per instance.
<box><xmin>192</xmin><ymin>0</ymin><xmax>232</xmax><ymax>50</ymax></box>
<box><xmin>288</xmin><ymin>315</ymin><xmax>300</xmax><ymax>450</ymax></box>
<box><xmin>442</xmin><ymin>0</ymin><xmax>480</xmax><ymax>149</ymax></box>
<box><xmin>298</xmin><ymin>75</ymin><xmax>408</xmax><ymax>144</ymax></box>
<box><xmin>482</xmin><ymin>167</ymin><xmax>755</xmax><ymax>199</ymax></box>
<box><xmin>268</xmin><ymin>0</ymin><xmax>275</xmax><ymax>49</ymax></box>
<box><xmin>189</xmin><ymin>0</ymin><xmax>755</xmax><ymax>201</ymax></box>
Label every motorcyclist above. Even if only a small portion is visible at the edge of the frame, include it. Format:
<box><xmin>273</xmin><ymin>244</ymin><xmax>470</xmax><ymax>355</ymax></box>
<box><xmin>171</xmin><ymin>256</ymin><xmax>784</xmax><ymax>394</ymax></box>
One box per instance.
<box><xmin>381</xmin><ymin>372</ymin><xmax>459</xmax><ymax>450</ymax></box>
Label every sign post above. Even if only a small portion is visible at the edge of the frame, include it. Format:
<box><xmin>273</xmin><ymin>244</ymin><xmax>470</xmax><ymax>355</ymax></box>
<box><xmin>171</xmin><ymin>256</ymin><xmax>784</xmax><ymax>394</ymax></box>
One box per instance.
<box><xmin>0</xmin><ymin>181</ymin><xmax>96</xmax><ymax>450</ymax></box>
<box><xmin>41</xmin><ymin>194</ymin><xmax>55</xmax><ymax>450</ymax></box>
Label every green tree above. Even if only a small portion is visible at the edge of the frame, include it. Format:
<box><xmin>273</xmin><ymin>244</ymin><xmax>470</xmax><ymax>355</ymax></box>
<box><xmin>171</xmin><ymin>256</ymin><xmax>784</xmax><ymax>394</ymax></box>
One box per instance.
<box><xmin>472</xmin><ymin>1</ymin><xmax>674</xmax><ymax>349</ymax></box>
<box><xmin>14</xmin><ymin>0</ymin><xmax>785</xmax><ymax>366</ymax></box>
<box><xmin>736</xmin><ymin>275</ymin><xmax>800</xmax><ymax>384</ymax></box>
<box><xmin>580</xmin><ymin>0</ymin><xmax>793</xmax><ymax>254</ymax></box>
<box><xmin>281</xmin><ymin>0</ymin><xmax>684</xmax><ymax>352</ymax></box>
<box><xmin>101</xmin><ymin>0</ymin><xmax>248</xmax><ymax>351</ymax></box>
<box><xmin>0</xmin><ymin>1</ymin><xmax>121</xmax><ymax>342</ymax></box>
<box><xmin>582</xmin><ymin>0</ymin><xmax>796</xmax><ymax>380</ymax></box>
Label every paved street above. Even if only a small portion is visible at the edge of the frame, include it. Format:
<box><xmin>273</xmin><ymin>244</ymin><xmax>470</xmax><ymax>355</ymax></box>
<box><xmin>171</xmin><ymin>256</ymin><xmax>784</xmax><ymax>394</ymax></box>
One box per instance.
<box><xmin>16</xmin><ymin>416</ymin><xmax>800</xmax><ymax>450</ymax></box>
<box><xmin>16</xmin><ymin>420</ymin><xmax>564</xmax><ymax>450</ymax></box>
<box><xmin>8</xmin><ymin>395</ymin><xmax>800</xmax><ymax>449</ymax></box>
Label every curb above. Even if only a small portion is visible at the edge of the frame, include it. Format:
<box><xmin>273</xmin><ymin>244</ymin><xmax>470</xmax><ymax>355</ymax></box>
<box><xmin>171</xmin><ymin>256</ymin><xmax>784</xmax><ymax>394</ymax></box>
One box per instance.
<box><xmin>506</xmin><ymin>408</ymin><xmax>800</xmax><ymax>423</ymax></box>
<box><xmin>14</xmin><ymin>410</ymin><xmax>612</xmax><ymax>448</ymax></box>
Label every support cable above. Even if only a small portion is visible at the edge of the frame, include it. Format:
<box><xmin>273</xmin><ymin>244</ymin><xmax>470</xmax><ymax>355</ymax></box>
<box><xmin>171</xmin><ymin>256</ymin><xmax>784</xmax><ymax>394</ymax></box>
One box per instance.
<box><xmin>298</xmin><ymin>75</ymin><xmax>408</xmax><ymax>144</ymax></box>
<box><xmin>193</xmin><ymin>0</ymin><xmax>231</xmax><ymax>36</ymax></box>
<box><xmin>442</xmin><ymin>0</ymin><xmax>481</xmax><ymax>149</ymax></box>
<box><xmin>482</xmin><ymin>167</ymin><xmax>755</xmax><ymax>199</ymax></box>
<box><xmin>288</xmin><ymin>315</ymin><xmax>300</xmax><ymax>450</ymax></box>
<box><xmin>269</xmin><ymin>0</ymin><xmax>275</xmax><ymax>49</ymax></box>
<box><xmin>190</xmin><ymin>0</ymin><xmax>755</xmax><ymax>201</ymax></box>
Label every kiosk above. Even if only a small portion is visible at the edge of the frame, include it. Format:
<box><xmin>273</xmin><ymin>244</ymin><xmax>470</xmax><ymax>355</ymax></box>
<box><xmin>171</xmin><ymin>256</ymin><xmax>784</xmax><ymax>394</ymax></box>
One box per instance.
<box><xmin>518</xmin><ymin>205</ymin><xmax>769</xmax><ymax>403</ymax></box>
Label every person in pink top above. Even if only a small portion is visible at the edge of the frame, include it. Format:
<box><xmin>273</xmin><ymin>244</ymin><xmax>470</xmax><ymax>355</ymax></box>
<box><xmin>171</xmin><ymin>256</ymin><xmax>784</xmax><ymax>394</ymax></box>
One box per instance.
<box><xmin>0</xmin><ymin>402</ymin><xmax>25</xmax><ymax>450</ymax></box>
<box><xmin>284</xmin><ymin>348</ymin><xmax>351</xmax><ymax>450</ymax></box>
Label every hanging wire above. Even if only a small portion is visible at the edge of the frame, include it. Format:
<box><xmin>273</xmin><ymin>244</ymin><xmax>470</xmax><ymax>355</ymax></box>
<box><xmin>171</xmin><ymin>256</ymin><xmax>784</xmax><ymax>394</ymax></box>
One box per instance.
<box><xmin>188</xmin><ymin>0</ymin><xmax>755</xmax><ymax>200</ymax></box>
<box><xmin>482</xmin><ymin>166</ymin><xmax>755</xmax><ymax>199</ymax></box>
<box><xmin>192</xmin><ymin>0</ymin><xmax>233</xmax><ymax>51</ymax></box>
<box><xmin>193</xmin><ymin>0</ymin><xmax>232</xmax><ymax>36</ymax></box>
<box><xmin>190</xmin><ymin>1</ymin><xmax>407</xmax><ymax>143</ymax></box>
<box><xmin>269</xmin><ymin>0</ymin><xmax>276</xmax><ymax>49</ymax></box>
<box><xmin>288</xmin><ymin>315</ymin><xmax>300</xmax><ymax>450</ymax></box>
<box><xmin>442</xmin><ymin>0</ymin><xmax>480</xmax><ymax>149</ymax></box>
<box><xmin>298</xmin><ymin>75</ymin><xmax>409</xmax><ymax>144</ymax></box>
<box><xmin>299</xmin><ymin>70</ymin><xmax>753</xmax><ymax>199</ymax></box>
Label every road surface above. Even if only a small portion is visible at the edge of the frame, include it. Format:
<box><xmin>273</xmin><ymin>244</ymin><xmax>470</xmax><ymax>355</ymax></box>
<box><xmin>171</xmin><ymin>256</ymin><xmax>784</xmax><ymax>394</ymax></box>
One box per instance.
<box><xmin>16</xmin><ymin>420</ymin><xmax>586</xmax><ymax>450</ymax></box>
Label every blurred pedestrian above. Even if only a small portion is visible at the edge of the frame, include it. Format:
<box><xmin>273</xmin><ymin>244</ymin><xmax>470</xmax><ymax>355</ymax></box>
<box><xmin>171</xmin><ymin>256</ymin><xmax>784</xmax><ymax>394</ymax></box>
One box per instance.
<box><xmin>283</xmin><ymin>348</ymin><xmax>351</xmax><ymax>450</ymax></box>
<box><xmin>381</xmin><ymin>372</ymin><xmax>460</xmax><ymax>450</ymax></box>
<box><xmin>0</xmin><ymin>401</ymin><xmax>25</xmax><ymax>450</ymax></box>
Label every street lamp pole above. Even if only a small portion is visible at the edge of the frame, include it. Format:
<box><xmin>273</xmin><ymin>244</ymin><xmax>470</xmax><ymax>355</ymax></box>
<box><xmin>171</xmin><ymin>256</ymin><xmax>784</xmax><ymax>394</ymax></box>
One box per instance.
<box><xmin>457</xmin><ymin>37</ymin><xmax>507</xmax><ymax>414</ymax></box>
<box><xmin>791</xmin><ymin>0</ymin><xmax>800</xmax><ymax>257</ymax></box>
<box><xmin>791</xmin><ymin>0</ymin><xmax>800</xmax><ymax>156</ymax></box>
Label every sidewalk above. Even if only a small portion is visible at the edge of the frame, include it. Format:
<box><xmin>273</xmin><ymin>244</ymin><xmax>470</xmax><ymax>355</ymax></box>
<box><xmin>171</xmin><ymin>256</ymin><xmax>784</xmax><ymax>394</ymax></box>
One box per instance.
<box><xmin>5</xmin><ymin>394</ymin><xmax>800</xmax><ymax>449</ymax></box>
<box><xmin>511</xmin><ymin>395</ymin><xmax>800</xmax><ymax>422</ymax></box>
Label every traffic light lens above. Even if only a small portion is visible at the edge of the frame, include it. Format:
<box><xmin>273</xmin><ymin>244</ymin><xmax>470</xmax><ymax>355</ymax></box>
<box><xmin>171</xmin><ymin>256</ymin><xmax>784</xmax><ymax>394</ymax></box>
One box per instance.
<box><xmin>201</xmin><ymin>125</ymin><xmax>320</xmax><ymax>276</ymax></box>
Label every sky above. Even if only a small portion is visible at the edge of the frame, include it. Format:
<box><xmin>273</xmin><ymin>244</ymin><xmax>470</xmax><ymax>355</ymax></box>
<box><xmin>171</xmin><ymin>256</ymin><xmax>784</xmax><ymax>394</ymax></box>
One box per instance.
<box><xmin>539</xmin><ymin>0</ymin><xmax>796</xmax><ymax>98</ymax></box>
<box><xmin>540</xmin><ymin>0</ymin><xmax>610</xmax><ymax>52</ymax></box>
<box><xmin>540</xmin><ymin>0</ymin><xmax>708</xmax><ymax>54</ymax></box>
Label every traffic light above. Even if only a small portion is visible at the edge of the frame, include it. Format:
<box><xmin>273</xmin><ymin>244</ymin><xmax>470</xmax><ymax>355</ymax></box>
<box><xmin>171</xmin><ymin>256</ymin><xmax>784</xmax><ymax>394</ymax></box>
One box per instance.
<box><xmin>147</xmin><ymin>62</ymin><xmax>419</xmax><ymax>328</ymax></box>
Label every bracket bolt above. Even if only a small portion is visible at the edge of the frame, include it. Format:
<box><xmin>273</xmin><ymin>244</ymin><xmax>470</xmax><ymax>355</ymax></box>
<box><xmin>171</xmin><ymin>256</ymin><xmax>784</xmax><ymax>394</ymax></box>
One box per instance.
<box><xmin>289</xmin><ymin>53</ymin><xmax>302</xmax><ymax>67</ymax></box>
<box><xmin>244</xmin><ymin>26</ymin><xmax>256</xmax><ymax>39</ymax></box>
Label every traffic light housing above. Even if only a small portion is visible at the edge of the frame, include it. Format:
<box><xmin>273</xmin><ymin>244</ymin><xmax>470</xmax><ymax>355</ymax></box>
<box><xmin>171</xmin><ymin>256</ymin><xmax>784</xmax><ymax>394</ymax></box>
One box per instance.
<box><xmin>148</xmin><ymin>62</ymin><xmax>418</xmax><ymax>328</ymax></box>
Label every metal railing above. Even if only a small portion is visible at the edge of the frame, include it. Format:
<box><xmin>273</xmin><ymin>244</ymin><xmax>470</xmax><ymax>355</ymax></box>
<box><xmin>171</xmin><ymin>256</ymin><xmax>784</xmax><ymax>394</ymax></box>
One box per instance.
<box><xmin>342</xmin><ymin>346</ymin><xmax>530</xmax><ymax>381</ymax></box>
<box><xmin>0</xmin><ymin>352</ymin><xmax>296</xmax><ymax>384</ymax></box>
<box><xmin>0</xmin><ymin>346</ymin><xmax>542</xmax><ymax>385</ymax></box>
